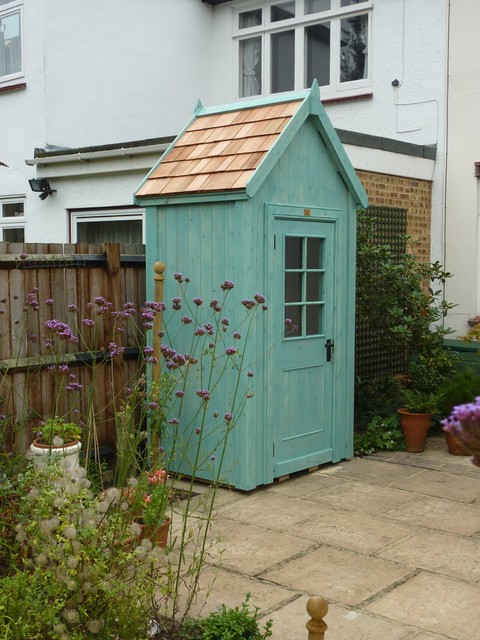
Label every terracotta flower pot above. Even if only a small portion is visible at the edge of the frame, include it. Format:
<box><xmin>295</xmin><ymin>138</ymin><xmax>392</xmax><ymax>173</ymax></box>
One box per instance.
<box><xmin>397</xmin><ymin>409</ymin><xmax>431</xmax><ymax>453</ymax></box>
<box><xmin>445</xmin><ymin>431</ymin><xmax>470</xmax><ymax>456</ymax></box>
<box><xmin>135</xmin><ymin>517</ymin><xmax>171</xmax><ymax>548</ymax></box>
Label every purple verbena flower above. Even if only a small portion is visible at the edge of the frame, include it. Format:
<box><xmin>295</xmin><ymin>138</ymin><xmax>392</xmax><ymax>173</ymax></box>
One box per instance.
<box><xmin>172</xmin><ymin>297</ymin><xmax>182</xmax><ymax>311</ymax></box>
<box><xmin>241</xmin><ymin>299</ymin><xmax>256</xmax><ymax>310</ymax></box>
<box><xmin>45</xmin><ymin>298</ymin><xmax>54</xmax><ymax>306</ymax></box>
<box><xmin>175</xmin><ymin>390</ymin><xmax>185</xmax><ymax>398</ymax></box>
<box><xmin>174</xmin><ymin>273</ymin><xmax>184</xmax><ymax>282</ymax></box>
<box><xmin>181</xmin><ymin>316</ymin><xmax>192</xmax><ymax>325</ymax></box>
<box><xmin>220</xmin><ymin>280</ymin><xmax>235</xmax><ymax>291</ymax></box>
<box><xmin>196</xmin><ymin>389</ymin><xmax>211</xmax><ymax>402</ymax></box>
<box><xmin>225</xmin><ymin>347</ymin><xmax>237</xmax><ymax>356</ymax></box>
<box><xmin>233</xmin><ymin>332</ymin><xmax>241</xmax><ymax>339</ymax></box>
<box><xmin>254</xmin><ymin>293</ymin><xmax>266</xmax><ymax>304</ymax></box>
<box><xmin>193</xmin><ymin>297</ymin><xmax>203</xmax><ymax>306</ymax></box>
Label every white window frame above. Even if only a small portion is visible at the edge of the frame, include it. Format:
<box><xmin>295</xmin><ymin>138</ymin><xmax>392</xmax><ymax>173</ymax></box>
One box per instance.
<box><xmin>234</xmin><ymin>0</ymin><xmax>372</xmax><ymax>100</ymax></box>
<box><xmin>70</xmin><ymin>208</ymin><xmax>146</xmax><ymax>244</ymax></box>
<box><xmin>0</xmin><ymin>0</ymin><xmax>24</xmax><ymax>89</ymax></box>
<box><xmin>0</xmin><ymin>195</ymin><xmax>25</xmax><ymax>241</ymax></box>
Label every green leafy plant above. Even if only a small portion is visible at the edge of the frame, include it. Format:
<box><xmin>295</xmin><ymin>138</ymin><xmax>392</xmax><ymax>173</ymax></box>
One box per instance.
<box><xmin>200</xmin><ymin>594</ymin><xmax>273</xmax><ymax>640</ymax></box>
<box><xmin>437</xmin><ymin>367</ymin><xmax>480</xmax><ymax>418</ymax></box>
<box><xmin>35</xmin><ymin>416</ymin><xmax>82</xmax><ymax>445</ymax></box>
<box><xmin>354</xmin><ymin>414</ymin><xmax>404</xmax><ymax>456</ymax></box>
<box><xmin>407</xmin><ymin>347</ymin><xmax>459</xmax><ymax>394</ymax></box>
<box><xmin>356</xmin><ymin>209</ymin><xmax>454</xmax><ymax>368</ymax></box>
<box><xmin>399</xmin><ymin>389</ymin><xmax>443</xmax><ymax>414</ymax></box>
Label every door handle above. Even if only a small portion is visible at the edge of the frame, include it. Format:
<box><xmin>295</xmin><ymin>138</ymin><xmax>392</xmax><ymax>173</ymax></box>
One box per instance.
<box><xmin>325</xmin><ymin>339</ymin><xmax>334</xmax><ymax>362</ymax></box>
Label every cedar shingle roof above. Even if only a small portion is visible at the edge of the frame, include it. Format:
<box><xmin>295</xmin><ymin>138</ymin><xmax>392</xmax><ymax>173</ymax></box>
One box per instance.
<box><xmin>135</xmin><ymin>100</ymin><xmax>302</xmax><ymax>198</ymax></box>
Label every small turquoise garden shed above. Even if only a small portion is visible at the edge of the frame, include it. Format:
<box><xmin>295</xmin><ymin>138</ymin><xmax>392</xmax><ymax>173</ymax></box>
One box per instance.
<box><xmin>135</xmin><ymin>83</ymin><xmax>367</xmax><ymax>490</ymax></box>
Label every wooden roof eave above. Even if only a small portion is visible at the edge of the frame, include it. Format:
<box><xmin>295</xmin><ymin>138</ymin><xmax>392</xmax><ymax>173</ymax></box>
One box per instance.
<box><xmin>245</xmin><ymin>93</ymin><xmax>311</xmax><ymax>199</ymax></box>
<box><xmin>307</xmin><ymin>82</ymin><xmax>368</xmax><ymax>209</ymax></box>
<box><xmin>133</xmin><ymin>100</ymin><xmax>205</xmax><ymax>204</ymax></box>
<box><xmin>134</xmin><ymin>189</ymin><xmax>250</xmax><ymax>207</ymax></box>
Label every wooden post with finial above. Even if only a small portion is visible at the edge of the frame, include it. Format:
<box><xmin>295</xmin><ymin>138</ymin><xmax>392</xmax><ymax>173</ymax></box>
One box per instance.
<box><xmin>151</xmin><ymin>261</ymin><xmax>165</xmax><ymax>465</ymax></box>
<box><xmin>306</xmin><ymin>596</ymin><xmax>328</xmax><ymax>640</ymax></box>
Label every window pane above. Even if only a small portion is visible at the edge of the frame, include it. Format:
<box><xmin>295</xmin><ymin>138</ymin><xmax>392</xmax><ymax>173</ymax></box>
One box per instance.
<box><xmin>305</xmin><ymin>0</ymin><xmax>331</xmax><ymax>13</ymax></box>
<box><xmin>271</xmin><ymin>2</ymin><xmax>295</xmax><ymax>22</ymax></box>
<box><xmin>285</xmin><ymin>236</ymin><xmax>302</xmax><ymax>269</ymax></box>
<box><xmin>271</xmin><ymin>30</ymin><xmax>294</xmax><ymax>93</ymax></box>
<box><xmin>3</xmin><ymin>227</ymin><xmax>24</xmax><ymax>242</ymax></box>
<box><xmin>306</xmin><ymin>237</ymin><xmax>323</xmax><ymax>268</ymax></box>
<box><xmin>306</xmin><ymin>272</ymin><xmax>322</xmax><ymax>302</ymax></box>
<box><xmin>341</xmin><ymin>0</ymin><xmax>368</xmax><ymax>6</ymax></box>
<box><xmin>240</xmin><ymin>37</ymin><xmax>262</xmax><ymax>97</ymax></box>
<box><xmin>239</xmin><ymin>9</ymin><xmax>262</xmax><ymax>29</ymax></box>
<box><xmin>0</xmin><ymin>11</ymin><xmax>21</xmax><ymax>77</ymax></box>
<box><xmin>306</xmin><ymin>23</ymin><xmax>330</xmax><ymax>87</ymax></box>
<box><xmin>285</xmin><ymin>272</ymin><xmax>302</xmax><ymax>303</ymax></box>
<box><xmin>340</xmin><ymin>14</ymin><xmax>368</xmax><ymax>82</ymax></box>
<box><xmin>77</xmin><ymin>220</ymin><xmax>142</xmax><ymax>244</ymax></box>
<box><xmin>306</xmin><ymin>304</ymin><xmax>322</xmax><ymax>335</ymax></box>
<box><xmin>2</xmin><ymin>202</ymin><xmax>24</xmax><ymax>217</ymax></box>
<box><xmin>285</xmin><ymin>306</ymin><xmax>301</xmax><ymax>338</ymax></box>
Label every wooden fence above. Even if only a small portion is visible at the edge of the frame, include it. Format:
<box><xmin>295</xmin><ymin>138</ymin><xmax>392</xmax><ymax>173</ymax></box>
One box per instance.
<box><xmin>0</xmin><ymin>242</ymin><xmax>145</xmax><ymax>452</ymax></box>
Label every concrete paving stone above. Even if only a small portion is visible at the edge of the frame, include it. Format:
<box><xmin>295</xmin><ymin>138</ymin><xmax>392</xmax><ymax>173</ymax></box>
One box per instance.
<box><xmin>182</xmin><ymin>565</ymin><xmax>296</xmax><ymax>619</ymax></box>
<box><xmin>367</xmin><ymin>572</ymin><xmax>480</xmax><ymax>640</ymax></box>
<box><xmin>265</xmin><ymin>596</ymin><xmax>414</xmax><ymax>640</ymax></box>
<box><xmin>377</xmin><ymin>529</ymin><xmax>480</xmax><ymax>583</ymax></box>
<box><xmin>382</xmin><ymin>494</ymin><xmax>480</xmax><ymax>535</ymax></box>
<box><xmin>294</xmin><ymin>507</ymin><xmax>416</xmax><ymax>554</ymax></box>
<box><xmin>216</xmin><ymin>491</ymin><xmax>323</xmax><ymax>531</ymax></box>
<box><xmin>317</xmin><ymin>458</ymin><xmax>425</xmax><ymax>486</ymax></box>
<box><xmin>303</xmin><ymin>479</ymin><xmax>417</xmax><ymax>516</ymax></box>
<box><xmin>392</xmin><ymin>468</ymin><xmax>480</xmax><ymax>503</ymax></box>
<box><xmin>268</xmin><ymin>471</ymin><xmax>348</xmax><ymax>497</ymax></box>
<box><xmin>206</xmin><ymin>518</ymin><xmax>314</xmax><ymax>575</ymax></box>
<box><xmin>261</xmin><ymin>545</ymin><xmax>413</xmax><ymax>607</ymax></box>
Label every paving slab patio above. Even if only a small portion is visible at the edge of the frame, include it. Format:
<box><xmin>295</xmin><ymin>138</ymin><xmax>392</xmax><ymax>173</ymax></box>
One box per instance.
<box><xmin>184</xmin><ymin>435</ymin><xmax>480</xmax><ymax>639</ymax></box>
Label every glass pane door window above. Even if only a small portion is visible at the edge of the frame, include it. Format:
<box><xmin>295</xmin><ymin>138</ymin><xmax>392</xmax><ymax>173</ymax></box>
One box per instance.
<box><xmin>284</xmin><ymin>235</ymin><xmax>325</xmax><ymax>338</ymax></box>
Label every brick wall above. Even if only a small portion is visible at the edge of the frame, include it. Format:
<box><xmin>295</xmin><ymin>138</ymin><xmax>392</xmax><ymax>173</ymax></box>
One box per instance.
<box><xmin>356</xmin><ymin>170</ymin><xmax>432</xmax><ymax>263</ymax></box>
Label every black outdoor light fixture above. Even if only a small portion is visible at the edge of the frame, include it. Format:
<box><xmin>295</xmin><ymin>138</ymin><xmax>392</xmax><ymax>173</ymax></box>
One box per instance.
<box><xmin>28</xmin><ymin>177</ymin><xmax>56</xmax><ymax>200</ymax></box>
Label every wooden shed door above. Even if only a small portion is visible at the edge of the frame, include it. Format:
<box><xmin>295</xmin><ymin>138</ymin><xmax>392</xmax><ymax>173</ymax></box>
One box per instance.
<box><xmin>271</xmin><ymin>217</ymin><xmax>335</xmax><ymax>477</ymax></box>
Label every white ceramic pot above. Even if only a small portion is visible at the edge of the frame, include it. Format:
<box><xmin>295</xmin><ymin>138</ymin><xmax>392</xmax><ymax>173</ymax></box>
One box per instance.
<box><xmin>29</xmin><ymin>439</ymin><xmax>82</xmax><ymax>476</ymax></box>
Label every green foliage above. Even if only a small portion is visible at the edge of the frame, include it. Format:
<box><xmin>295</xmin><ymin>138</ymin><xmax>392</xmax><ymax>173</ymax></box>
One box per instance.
<box><xmin>356</xmin><ymin>209</ymin><xmax>454</xmax><ymax>362</ymax></box>
<box><xmin>199</xmin><ymin>594</ymin><xmax>273</xmax><ymax>640</ymax></box>
<box><xmin>354</xmin><ymin>414</ymin><xmax>405</xmax><ymax>456</ymax></box>
<box><xmin>399</xmin><ymin>389</ymin><xmax>443</xmax><ymax>414</ymax></box>
<box><xmin>438</xmin><ymin>367</ymin><xmax>480</xmax><ymax>418</ymax></box>
<box><xmin>36</xmin><ymin>416</ymin><xmax>82</xmax><ymax>445</ymax></box>
<box><xmin>354</xmin><ymin>374</ymin><xmax>404</xmax><ymax>429</ymax></box>
<box><xmin>407</xmin><ymin>347</ymin><xmax>459</xmax><ymax>394</ymax></box>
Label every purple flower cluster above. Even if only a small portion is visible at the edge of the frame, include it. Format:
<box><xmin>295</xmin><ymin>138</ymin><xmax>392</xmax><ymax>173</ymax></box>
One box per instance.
<box><xmin>107</xmin><ymin>342</ymin><xmax>125</xmax><ymax>358</ymax></box>
<box><xmin>44</xmin><ymin>319</ymin><xmax>79</xmax><ymax>344</ymax></box>
<box><xmin>196</xmin><ymin>389</ymin><xmax>211</xmax><ymax>402</ymax></box>
<box><xmin>160</xmin><ymin>344</ymin><xmax>187</xmax><ymax>370</ymax></box>
<box><xmin>442</xmin><ymin>398</ymin><xmax>480</xmax><ymax>466</ymax></box>
<box><xmin>25</xmin><ymin>290</ymin><xmax>40</xmax><ymax>311</ymax></box>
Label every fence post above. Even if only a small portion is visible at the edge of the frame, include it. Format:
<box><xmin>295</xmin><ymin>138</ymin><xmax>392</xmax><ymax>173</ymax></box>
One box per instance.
<box><xmin>306</xmin><ymin>596</ymin><xmax>328</xmax><ymax>640</ymax></box>
<box><xmin>151</xmin><ymin>261</ymin><xmax>165</xmax><ymax>465</ymax></box>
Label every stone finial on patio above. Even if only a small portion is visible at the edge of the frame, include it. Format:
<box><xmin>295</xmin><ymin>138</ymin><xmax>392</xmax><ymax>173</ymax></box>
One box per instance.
<box><xmin>306</xmin><ymin>596</ymin><xmax>328</xmax><ymax>640</ymax></box>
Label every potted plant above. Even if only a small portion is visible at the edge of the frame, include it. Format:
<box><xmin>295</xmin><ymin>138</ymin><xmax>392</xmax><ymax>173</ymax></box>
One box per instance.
<box><xmin>124</xmin><ymin>468</ymin><xmax>173</xmax><ymax>548</ymax></box>
<box><xmin>29</xmin><ymin>416</ymin><xmax>82</xmax><ymax>474</ymax></box>
<box><xmin>397</xmin><ymin>389</ymin><xmax>442</xmax><ymax>453</ymax></box>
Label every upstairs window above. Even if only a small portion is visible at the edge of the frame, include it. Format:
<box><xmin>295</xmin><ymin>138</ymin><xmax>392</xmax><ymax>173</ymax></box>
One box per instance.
<box><xmin>0</xmin><ymin>0</ymin><xmax>23</xmax><ymax>88</ymax></box>
<box><xmin>236</xmin><ymin>0</ymin><xmax>371</xmax><ymax>99</ymax></box>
